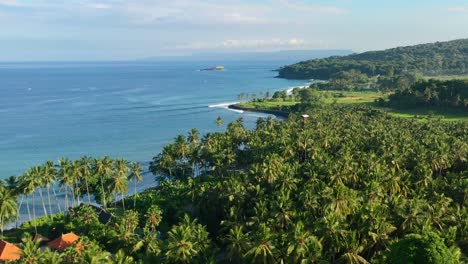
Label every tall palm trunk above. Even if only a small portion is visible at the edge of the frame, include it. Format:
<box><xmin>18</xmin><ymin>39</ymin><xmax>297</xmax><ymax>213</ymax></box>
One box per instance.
<box><xmin>32</xmin><ymin>191</ymin><xmax>37</xmax><ymax>233</ymax></box>
<box><xmin>85</xmin><ymin>177</ymin><xmax>91</xmax><ymax>204</ymax></box>
<box><xmin>100</xmin><ymin>177</ymin><xmax>107</xmax><ymax>208</ymax></box>
<box><xmin>64</xmin><ymin>186</ymin><xmax>69</xmax><ymax>210</ymax></box>
<box><xmin>38</xmin><ymin>187</ymin><xmax>48</xmax><ymax>217</ymax></box>
<box><xmin>47</xmin><ymin>187</ymin><xmax>53</xmax><ymax>216</ymax></box>
<box><xmin>17</xmin><ymin>195</ymin><xmax>24</xmax><ymax>227</ymax></box>
<box><xmin>1</xmin><ymin>215</ymin><xmax>4</xmax><ymax>239</ymax></box>
<box><xmin>70</xmin><ymin>185</ymin><xmax>76</xmax><ymax>207</ymax></box>
<box><xmin>26</xmin><ymin>198</ymin><xmax>32</xmax><ymax>223</ymax></box>
<box><xmin>52</xmin><ymin>185</ymin><xmax>62</xmax><ymax>213</ymax></box>
<box><xmin>133</xmin><ymin>180</ymin><xmax>137</xmax><ymax>210</ymax></box>
<box><xmin>121</xmin><ymin>193</ymin><xmax>125</xmax><ymax>211</ymax></box>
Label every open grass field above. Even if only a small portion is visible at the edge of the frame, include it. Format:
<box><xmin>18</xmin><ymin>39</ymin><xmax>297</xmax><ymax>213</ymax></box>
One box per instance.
<box><xmin>238</xmin><ymin>90</ymin><xmax>468</xmax><ymax>121</ymax></box>
<box><xmin>423</xmin><ymin>75</ymin><xmax>468</xmax><ymax>81</ymax></box>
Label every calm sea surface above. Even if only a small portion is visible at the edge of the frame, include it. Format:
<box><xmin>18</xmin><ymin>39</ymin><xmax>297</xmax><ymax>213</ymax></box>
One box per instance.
<box><xmin>0</xmin><ymin>61</ymin><xmax>304</xmax><ymax>179</ymax></box>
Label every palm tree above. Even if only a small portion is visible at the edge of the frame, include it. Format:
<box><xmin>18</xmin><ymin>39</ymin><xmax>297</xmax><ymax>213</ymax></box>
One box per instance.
<box><xmin>29</xmin><ymin>166</ymin><xmax>48</xmax><ymax>218</ymax></box>
<box><xmin>165</xmin><ymin>225</ymin><xmax>198</xmax><ymax>263</ymax></box>
<box><xmin>0</xmin><ymin>186</ymin><xmax>18</xmax><ymax>238</ymax></box>
<box><xmin>19</xmin><ymin>170</ymin><xmax>37</xmax><ymax>232</ymax></box>
<box><xmin>70</xmin><ymin>160</ymin><xmax>83</xmax><ymax>205</ymax></box>
<box><xmin>3</xmin><ymin>176</ymin><xmax>22</xmax><ymax>226</ymax></box>
<box><xmin>79</xmin><ymin>156</ymin><xmax>93</xmax><ymax>204</ymax></box>
<box><xmin>3</xmin><ymin>176</ymin><xmax>19</xmax><ymax>195</ymax></box>
<box><xmin>145</xmin><ymin>205</ymin><xmax>163</xmax><ymax>233</ymax></box>
<box><xmin>95</xmin><ymin>156</ymin><xmax>113</xmax><ymax>208</ymax></box>
<box><xmin>225</xmin><ymin>225</ymin><xmax>250</xmax><ymax>262</ymax></box>
<box><xmin>113</xmin><ymin>159</ymin><xmax>129</xmax><ymax>210</ymax></box>
<box><xmin>113</xmin><ymin>249</ymin><xmax>136</xmax><ymax>264</ymax></box>
<box><xmin>286</xmin><ymin>221</ymin><xmax>323</xmax><ymax>263</ymax></box>
<box><xmin>187</xmin><ymin>128</ymin><xmax>200</xmax><ymax>177</ymax></box>
<box><xmin>40</xmin><ymin>248</ymin><xmax>64</xmax><ymax>264</ymax></box>
<box><xmin>128</xmin><ymin>162</ymin><xmax>143</xmax><ymax>210</ymax></box>
<box><xmin>58</xmin><ymin>158</ymin><xmax>73</xmax><ymax>210</ymax></box>
<box><xmin>19</xmin><ymin>233</ymin><xmax>43</xmax><ymax>264</ymax></box>
<box><xmin>42</xmin><ymin>161</ymin><xmax>59</xmax><ymax>215</ymax></box>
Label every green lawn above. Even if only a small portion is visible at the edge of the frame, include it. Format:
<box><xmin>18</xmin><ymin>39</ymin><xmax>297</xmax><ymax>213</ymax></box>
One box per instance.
<box><xmin>238</xmin><ymin>90</ymin><xmax>467</xmax><ymax>122</ymax></box>
<box><xmin>423</xmin><ymin>75</ymin><xmax>468</xmax><ymax>81</ymax></box>
<box><xmin>319</xmin><ymin>90</ymin><xmax>383</xmax><ymax>104</ymax></box>
<box><xmin>383</xmin><ymin>107</ymin><xmax>468</xmax><ymax>122</ymax></box>
<box><xmin>239</xmin><ymin>100</ymin><xmax>299</xmax><ymax>109</ymax></box>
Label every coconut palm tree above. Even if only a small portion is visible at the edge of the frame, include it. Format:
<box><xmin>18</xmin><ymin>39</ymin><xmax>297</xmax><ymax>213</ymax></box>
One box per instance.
<box><xmin>128</xmin><ymin>162</ymin><xmax>143</xmax><ymax>210</ymax></box>
<box><xmin>286</xmin><ymin>221</ymin><xmax>323</xmax><ymax>263</ymax></box>
<box><xmin>79</xmin><ymin>156</ymin><xmax>93</xmax><ymax>204</ymax></box>
<box><xmin>113</xmin><ymin>249</ymin><xmax>136</xmax><ymax>264</ymax></box>
<box><xmin>0</xmin><ymin>186</ymin><xmax>18</xmax><ymax>238</ymax></box>
<box><xmin>70</xmin><ymin>160</ymin><xmax>83</xmax><ymax>205</ymax></box>
<box><xmin>27</xmin><ymin>166</ymin><xmax>48</xmax><ymax>218</ymax></box>
<box><xmin>145</xmin><ymin>205</ymin><xmax>162</xmax><ymax>233</ymax></box>
<box><xmin>19</xmin><ymin>233</ymin><xmax>43</xmax><ymax>263</ymax></box>
<box><xmin>42</xmin><ymin>160</ymin><xmax>59</xmax><ymax>215</ymax></box>
<box><xmin>165</xmin><ymin>225</ymin><xmax>197</xmax><ymax>263</ymax></box>
<box><xmin>245</xmin><ymin>224</ymin><xmax>277</xmax><ymax>264</ymax></box>
<box><xmin>95</xmin><ymin>156</ymin><xmax>113</xmax><ymax>208</ymax></box>
<box><xmin>19</xmin><ymin>170</ymin><xmax>37</xmax><ymax>232</ymax></box>
<box><xmin>225</xmin><ymin>225</ymin><xmax>250</xmax><ymax>262</ymax></box>
<box><xmin>40</xmin><ymin>248</ymin><xmax>64</xmax><ymax>264</ymax></box>
<box><xmin>58</xmin><ymin>158</ymin><xmax>73</xmax><ymax>210</ymax></box>
<box><xmin>113</xmin><ymin>159</ymin><xmax>129</xmax><ymax>210</ymax></box>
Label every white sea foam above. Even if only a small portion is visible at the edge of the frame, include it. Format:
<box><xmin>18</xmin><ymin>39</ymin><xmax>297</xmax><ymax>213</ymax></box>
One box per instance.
<box><xmin>208</xmin><ymin>102</ymin><xmax>244</xmax><ymax>113</ymax></box>
<box><xmin>208</xmin><ymin>102</ymin><xmax>239</xmax><ymax>108</ymax></box>
<box><xmin>285</xmin><ymin>82</ymin><xmax>313</xmax><ymax>95</ymax></box>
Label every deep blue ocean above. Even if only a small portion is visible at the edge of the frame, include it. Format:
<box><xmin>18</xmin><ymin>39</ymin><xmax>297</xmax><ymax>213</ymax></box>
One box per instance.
<box><xmin>0</xmin><ymin>61</ymin><xmax>304</xmax><ymax>179</ymax></box>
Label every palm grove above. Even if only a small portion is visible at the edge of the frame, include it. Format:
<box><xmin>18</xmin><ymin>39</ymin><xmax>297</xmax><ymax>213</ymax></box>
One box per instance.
<box><xmin>1</xmin><ymin>103</ymin><xmax>466</xmax><ymax>263</ymax></box>
<box><xmin>0</xmin><ymin>38</ymin><xmax>467</xmax><ymax>263</ymax></box>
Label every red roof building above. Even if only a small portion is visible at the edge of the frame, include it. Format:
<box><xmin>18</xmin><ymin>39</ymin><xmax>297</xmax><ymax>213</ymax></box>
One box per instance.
<box><xmin>47</xmin><ymin>232</ymin><xmax>80</xmax><ymax>251</ymax></box>
<box><xmin>0</xmin><ymin>240</ymin><xmax>21</xmax><ymax>261</ymax></box>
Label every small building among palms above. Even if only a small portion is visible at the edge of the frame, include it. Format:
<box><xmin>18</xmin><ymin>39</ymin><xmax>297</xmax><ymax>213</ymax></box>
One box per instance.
<box><xmin>47</xmin><ymin>232</ymin><xmax>81</xmax><ymax>252</ymax></box>
<box><xmin>0</xmin><ymin>240</ymin><xmax>21</xmax><ymax>262</ymax></box>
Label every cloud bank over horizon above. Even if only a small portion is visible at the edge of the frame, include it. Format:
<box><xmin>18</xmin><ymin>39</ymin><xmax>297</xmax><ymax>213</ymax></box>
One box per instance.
<box><xmin>0</xmin><ymin>0</ymin><xmax>467</xmax><ymax>60</ymax></box>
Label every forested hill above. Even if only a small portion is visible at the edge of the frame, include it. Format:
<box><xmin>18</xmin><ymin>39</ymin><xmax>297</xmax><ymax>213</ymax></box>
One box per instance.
<box><xmin>278</xmin><ymin>38</ymin><xmax>468</xmax><ymax>79</ymax></box>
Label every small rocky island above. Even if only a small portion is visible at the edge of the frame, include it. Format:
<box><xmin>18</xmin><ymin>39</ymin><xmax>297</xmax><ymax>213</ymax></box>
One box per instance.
<box><xmin>201</xmin><ymin>65</ymin><xmax>225</xmax><ymax>71</ymax></box>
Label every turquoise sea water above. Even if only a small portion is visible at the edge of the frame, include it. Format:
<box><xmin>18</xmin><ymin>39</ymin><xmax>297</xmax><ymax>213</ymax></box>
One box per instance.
<box><xmin>1</xmin><ymin>60</ymin><xmax>306</xmax><ymax>224</ymax></box>
<box><xmin>0</xmin><ymin>61</ymin><xmax>304</xmax><ymax>179</ymax></box>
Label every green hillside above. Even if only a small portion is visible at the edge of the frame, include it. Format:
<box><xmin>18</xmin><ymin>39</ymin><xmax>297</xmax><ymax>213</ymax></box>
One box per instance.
<box><xmin>278</xmin><ymin>38</ymin><xmax>468</xmax><ymax>79</ymax></box>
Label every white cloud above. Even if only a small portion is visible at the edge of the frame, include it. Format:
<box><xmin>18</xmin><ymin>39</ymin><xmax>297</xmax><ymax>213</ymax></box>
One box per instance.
<box><xmin>0</xmin><ymin>0</ymin><xmax>18</xmax><ymax>7</ymax></box>
<box><xmin>86</xmin><ymin>3</ymin><xmax>111</xmax><ymax>10</ymax></box>
<box><xmin>116</xmin><ymin>0</ymin><xmax>274</xmax><ymax>26</ymax></box>
<box><xmin>0</xmin><ymin>0</ymin><xmax>347</xmax><ymax>27</ymax></box>
<box><xmin>277</xmin><ymin>0</ymin><xmax>348</xmax><ymax>15</ymax></box>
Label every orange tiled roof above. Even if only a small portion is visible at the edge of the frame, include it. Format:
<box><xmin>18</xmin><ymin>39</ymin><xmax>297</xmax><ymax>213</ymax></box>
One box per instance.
<box><xmin>0</xmin><ymin>240</ymin><xmax>21</xmax><ymax>261</ymax></box>
<box><xmin>47</xmin><ymin>232</ymin><xmax>80</xmax><ymax>251</ymax></box>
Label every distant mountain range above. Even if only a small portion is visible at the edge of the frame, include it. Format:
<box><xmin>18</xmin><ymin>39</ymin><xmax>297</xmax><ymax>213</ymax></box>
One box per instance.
<box><xmin>142</xmin><ymin>50</ymin><xmax>353</xmax><ymax>63</ymax></box>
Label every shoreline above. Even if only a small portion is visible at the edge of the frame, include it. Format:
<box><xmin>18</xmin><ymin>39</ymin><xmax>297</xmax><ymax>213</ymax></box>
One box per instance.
<box><xmin>228</xmin><ymin>103</ymin><xmax>290</xmax><ymax>118</ymax></box>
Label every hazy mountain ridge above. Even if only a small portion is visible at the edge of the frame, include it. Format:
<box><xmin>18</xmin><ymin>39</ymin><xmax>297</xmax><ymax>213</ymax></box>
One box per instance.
<box><xmin>142</xmin><ymin>50</ymin><xmax>353</xmax><ymax>62</ymax></box>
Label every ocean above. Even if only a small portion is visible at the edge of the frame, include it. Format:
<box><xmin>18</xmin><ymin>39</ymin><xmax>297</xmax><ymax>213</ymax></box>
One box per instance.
<box><xmin>0</xmin><ymin>60</ymin><xmax>306</xmax><ymax>225</ymax></box>
<box><xmin>0</xmin><ymin>60</ymin><xmax>304</xmax><ymax>180</ymax></box>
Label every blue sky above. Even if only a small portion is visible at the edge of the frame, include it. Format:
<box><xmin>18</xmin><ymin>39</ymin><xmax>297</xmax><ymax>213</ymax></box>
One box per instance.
<box><xmin>1</xmin><ymin>0</ymin><xmax>467</xmax><ymax>61</ymax></box>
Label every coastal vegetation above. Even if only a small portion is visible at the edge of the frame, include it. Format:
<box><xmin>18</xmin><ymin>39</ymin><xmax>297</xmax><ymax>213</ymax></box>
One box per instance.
<box><xmin>1</xmin><ymin>39</ymin><xmax>467</xmax><ymax>263</ymax></box>
<box><xmin>1</xmin><ymin>104</ymin><xmax>467</xmax><ymax>263</ymax></box>
<box><xmin>277</xmin><ymin>38</ymin><xmax>468</xmax><ymax>80</ymax></box>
